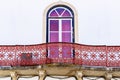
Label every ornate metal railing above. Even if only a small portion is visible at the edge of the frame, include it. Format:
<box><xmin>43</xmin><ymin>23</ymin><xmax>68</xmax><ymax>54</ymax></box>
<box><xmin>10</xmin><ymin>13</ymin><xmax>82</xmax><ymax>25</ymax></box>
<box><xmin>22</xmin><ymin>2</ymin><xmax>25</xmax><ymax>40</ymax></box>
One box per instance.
<box><xmin>0</xmin><ymin>42</ymin><xmax>120</xmax><ymax>67</ymax></box>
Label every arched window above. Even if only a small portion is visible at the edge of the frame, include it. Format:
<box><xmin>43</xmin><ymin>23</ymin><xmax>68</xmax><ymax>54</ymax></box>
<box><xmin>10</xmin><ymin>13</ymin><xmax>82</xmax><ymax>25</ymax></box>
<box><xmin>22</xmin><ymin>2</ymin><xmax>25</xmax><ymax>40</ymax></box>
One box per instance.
<box><xmin>47</xmin><ymin>5</ymin><xmax>74</xmax><ymax>43</ymax></box>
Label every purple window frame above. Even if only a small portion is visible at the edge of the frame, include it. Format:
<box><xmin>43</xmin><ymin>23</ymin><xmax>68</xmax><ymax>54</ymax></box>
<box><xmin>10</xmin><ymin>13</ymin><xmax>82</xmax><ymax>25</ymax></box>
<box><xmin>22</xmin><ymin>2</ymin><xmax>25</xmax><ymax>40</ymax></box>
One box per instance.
<box><xmin>48</xmin><ymin>6</ymin><xmax>74</xmax><ymax>43</ymax></box>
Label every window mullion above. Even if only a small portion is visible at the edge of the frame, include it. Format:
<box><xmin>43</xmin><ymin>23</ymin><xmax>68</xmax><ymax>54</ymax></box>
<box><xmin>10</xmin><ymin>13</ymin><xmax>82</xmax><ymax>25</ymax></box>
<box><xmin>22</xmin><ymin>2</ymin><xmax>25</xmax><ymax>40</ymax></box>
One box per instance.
<box><xmin>59</xmin><ymin>19</ymin><xmax>62</xmax><ymax>42</ymax></box>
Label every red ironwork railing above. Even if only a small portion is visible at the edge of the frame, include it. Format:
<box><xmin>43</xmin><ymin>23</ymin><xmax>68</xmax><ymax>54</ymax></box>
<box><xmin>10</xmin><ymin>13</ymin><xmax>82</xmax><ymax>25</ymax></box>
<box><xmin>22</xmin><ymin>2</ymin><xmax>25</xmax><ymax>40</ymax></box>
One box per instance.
<box><xmin>0</xmin><ymin>42</ymin><xmax>120</xmax><ymax>67</ymax></box>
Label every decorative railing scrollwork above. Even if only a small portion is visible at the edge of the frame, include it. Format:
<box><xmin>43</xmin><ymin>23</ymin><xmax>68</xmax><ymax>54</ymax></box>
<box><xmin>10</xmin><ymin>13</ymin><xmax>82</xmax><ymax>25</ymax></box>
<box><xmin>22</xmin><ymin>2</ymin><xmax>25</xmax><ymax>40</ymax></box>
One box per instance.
<box><xmin>0</xmin><ymin>43</ymin><xmax>120</xmax><ymax>67</ymax></box>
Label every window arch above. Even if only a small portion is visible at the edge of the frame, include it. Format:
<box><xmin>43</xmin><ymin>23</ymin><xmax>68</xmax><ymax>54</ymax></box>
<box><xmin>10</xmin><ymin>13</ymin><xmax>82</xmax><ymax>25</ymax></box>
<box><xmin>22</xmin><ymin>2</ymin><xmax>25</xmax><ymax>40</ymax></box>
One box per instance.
<box><xmin>48</xmin><ymin>6</ymin><xmax>73</xmax><ymax>17</ymax></box>
<box><xmin>46</xmin><ymin>5</ymin><xmax>74</xmax><ymax>43</ymax></box>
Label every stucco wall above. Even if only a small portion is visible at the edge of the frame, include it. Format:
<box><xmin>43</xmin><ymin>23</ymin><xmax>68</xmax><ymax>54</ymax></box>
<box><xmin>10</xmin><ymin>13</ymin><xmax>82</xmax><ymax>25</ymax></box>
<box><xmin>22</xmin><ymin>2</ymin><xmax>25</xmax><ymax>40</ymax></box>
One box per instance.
<box><xmin>0</xmin><ymin>0</ymin><xmax>120</xmax><ymax>79</ymax></box>
<box><xmin>0</xmin><ymin>0</ymin><xmax>120</xmax><ymax>45</ymax></box>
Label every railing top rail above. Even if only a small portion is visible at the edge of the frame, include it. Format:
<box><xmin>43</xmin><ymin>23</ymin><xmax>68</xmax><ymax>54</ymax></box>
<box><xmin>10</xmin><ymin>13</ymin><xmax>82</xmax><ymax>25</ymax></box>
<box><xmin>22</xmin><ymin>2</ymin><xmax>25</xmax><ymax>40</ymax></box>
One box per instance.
<box><xmin>0</xmin><ymin>42</ymin><xmax>120</xmax><ymax>47</ymax></box>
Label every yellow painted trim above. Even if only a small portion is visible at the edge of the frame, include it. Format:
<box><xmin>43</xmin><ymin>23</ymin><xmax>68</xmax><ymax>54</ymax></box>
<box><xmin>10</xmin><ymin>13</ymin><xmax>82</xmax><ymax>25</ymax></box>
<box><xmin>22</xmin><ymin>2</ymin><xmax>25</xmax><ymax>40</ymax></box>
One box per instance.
<box><xmin>42</xmin><ymin>1</ymin><xmax>78</xmax><ymax>43</ymax></box>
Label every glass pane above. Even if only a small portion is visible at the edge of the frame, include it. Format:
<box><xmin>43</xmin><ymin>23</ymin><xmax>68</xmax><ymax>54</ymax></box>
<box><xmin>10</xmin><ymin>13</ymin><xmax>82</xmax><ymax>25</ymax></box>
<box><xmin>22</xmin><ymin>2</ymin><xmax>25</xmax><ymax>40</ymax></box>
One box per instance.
<box><xmin>62</xmin><ymin>20</ymin><xmax>71</xmax><ymax>31</ymax></box>
<box><xmin>50</xmin><ymin>10</ymin><xmax>58</xmax><ymax>17</ymax></box>
<box><xmin>56</xmin><ymin>8</ymin><xmax>65</xmax><ymax>15</ymax></box>
<box><xmin>50</xmin><ymin>33</ymin><xmax>59</xmax><ymax>42</ymax></box>
<box><xmin>62</xmin><ymin>10</ymin><xmax>71</xmax><ymax>17</ymax></box>
<box><xmin>50</xmin><ymin>20</ymin><xmax>59</xmax><ymax>31</ymax></box>
<box><xmin>62</xmin><ymin>32</ymin><xmax>71</xmax><ymax>42</ymax></box>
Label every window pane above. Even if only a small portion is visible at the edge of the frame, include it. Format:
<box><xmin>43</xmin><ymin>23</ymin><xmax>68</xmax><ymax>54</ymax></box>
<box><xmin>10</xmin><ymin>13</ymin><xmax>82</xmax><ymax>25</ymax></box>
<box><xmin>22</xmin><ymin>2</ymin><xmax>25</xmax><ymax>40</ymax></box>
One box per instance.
<box><xmin>62</xmin><ymin>10</ymin><xmax>71</xmax><ymax>17</ymax></box>
<box><xmin>56</xmin><ymin>8</ymin><xmax>65</xmax><ymax>15</ymax></box>
<box><xmin>50</xmin><ymin>33</ymin><xmax>59</xmax><ymax>42</ymax></box>
<box><xmin>62</xmin><ymin>20</ymin><xmax>71</xmax><ymax>31</ymax></box>
<box><xmin>50</xmin><ymin>10</ymin><xmax>58</xmax><ymax>17</ymax></box>
<box><xmin>50</xmin><ymin>20</ymin><xmax>59</xmax><ymax>31</ymax></box>
<box><xmin>62</xmin><ymin>32</ymin><xmax>71</xmax><ymax>42</ymax></box>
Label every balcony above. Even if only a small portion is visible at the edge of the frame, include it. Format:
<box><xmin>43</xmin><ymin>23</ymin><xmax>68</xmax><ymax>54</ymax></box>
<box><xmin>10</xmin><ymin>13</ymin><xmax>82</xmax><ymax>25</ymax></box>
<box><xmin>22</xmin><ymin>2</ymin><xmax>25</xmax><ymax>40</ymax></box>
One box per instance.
<box><xmin>0</xmin><ymin>42</ymin><xmax>120</xmax><ymax>80</ymax></box>
<box><xmin>0</xmin><ymin>42</ymin><xmax>120</xmax><ymax>68</ymax></box>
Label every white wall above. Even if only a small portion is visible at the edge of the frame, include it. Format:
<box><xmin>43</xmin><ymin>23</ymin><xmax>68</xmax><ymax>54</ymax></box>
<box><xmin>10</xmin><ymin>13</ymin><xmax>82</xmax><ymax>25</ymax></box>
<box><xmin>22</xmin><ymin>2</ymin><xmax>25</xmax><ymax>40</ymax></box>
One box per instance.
<box><xmin>78</xmin><ymin>0</ymin><xmax>120</xmax><ymax>45</ymax></box>
<box><xmin>1</xmin><ymin>1</ymin><xmax>120</xmax><ymax>80</ymax></box>
<box><xmin>0</xmin><ymin>77</ymin><xmax>11</xmax><ymax>80</ymax></box>
<box><xmin>45</xmin><ymin>76</ymin><xmax>76</xmax><ymax>80</ymax></box>
<box><xmin>0</xmin><ymin>0</ymin><xmax>120</xmax><ymax>45</ymax></box>
<box><xmin>18</xmin><ymin>76</ymin><xmax>39</xmax><ymax>80</ymax></box>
